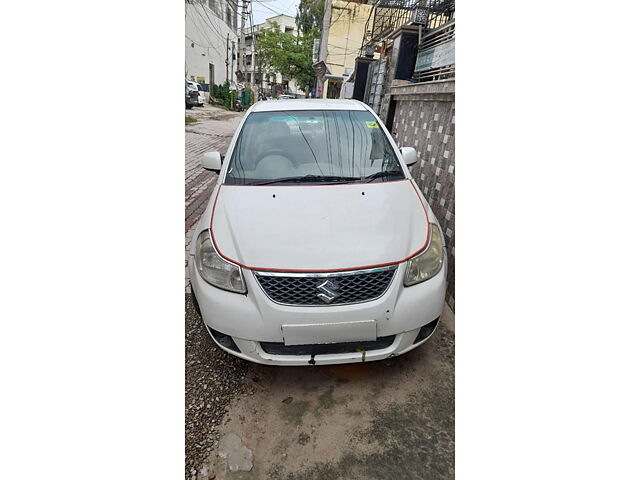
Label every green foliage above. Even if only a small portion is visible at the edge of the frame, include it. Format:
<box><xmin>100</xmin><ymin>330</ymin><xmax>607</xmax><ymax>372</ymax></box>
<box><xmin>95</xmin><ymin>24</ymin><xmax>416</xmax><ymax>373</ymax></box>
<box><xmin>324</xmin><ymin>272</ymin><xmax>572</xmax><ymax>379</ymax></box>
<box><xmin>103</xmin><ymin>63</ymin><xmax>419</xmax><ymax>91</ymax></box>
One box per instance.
<box><xmin>185</xmin><ymin>116</ymin><xmax>197</xmax><ymax>123</ymax></box>
<box><xmin>210</xmin><ymin>81</ymin><xmax>237</xmax><ymax>110</ymax></box>
<box><xmin>256</xmin><ymin>22</ymin><xmax>316</xmax><ymax>92</ymax></box>
<box><xmin>296</xmin><ymin>0</ymin><xmax>325</xmax><ymax>37</ymax></box>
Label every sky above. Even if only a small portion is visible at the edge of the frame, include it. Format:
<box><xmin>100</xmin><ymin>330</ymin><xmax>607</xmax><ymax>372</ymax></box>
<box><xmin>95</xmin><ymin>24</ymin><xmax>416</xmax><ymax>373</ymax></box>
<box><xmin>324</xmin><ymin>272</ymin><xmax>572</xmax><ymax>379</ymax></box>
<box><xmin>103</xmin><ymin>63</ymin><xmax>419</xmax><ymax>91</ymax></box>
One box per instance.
<box><xmin>251</xmin><ymin>0</ymin><xmax>300</xmax><ymax>25</ymax></box>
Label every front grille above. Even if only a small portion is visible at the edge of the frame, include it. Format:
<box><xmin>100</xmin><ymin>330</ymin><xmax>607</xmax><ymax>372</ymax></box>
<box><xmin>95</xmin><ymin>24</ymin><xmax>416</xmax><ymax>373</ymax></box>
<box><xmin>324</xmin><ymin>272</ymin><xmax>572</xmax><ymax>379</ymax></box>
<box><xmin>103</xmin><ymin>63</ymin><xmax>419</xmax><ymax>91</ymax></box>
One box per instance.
<box><xmin>254</xmin><ymin>266</ymin><xmax>397</xmax><ymax>306</ymax></box>
<box><xmin>261</xmin><ymin>335</ymin><xmax>395</xmax><ymax>356</ymax></box>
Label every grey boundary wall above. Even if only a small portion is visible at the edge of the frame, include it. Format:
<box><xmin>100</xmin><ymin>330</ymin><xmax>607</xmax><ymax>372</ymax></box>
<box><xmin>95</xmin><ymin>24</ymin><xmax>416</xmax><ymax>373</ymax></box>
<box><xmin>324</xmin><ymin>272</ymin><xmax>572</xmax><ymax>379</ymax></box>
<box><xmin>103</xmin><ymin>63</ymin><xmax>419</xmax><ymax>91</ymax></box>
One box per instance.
<box><xmin>390</xmin><ymin>80</ymin><xmax>455</xmax><ymax>309</ymax></box>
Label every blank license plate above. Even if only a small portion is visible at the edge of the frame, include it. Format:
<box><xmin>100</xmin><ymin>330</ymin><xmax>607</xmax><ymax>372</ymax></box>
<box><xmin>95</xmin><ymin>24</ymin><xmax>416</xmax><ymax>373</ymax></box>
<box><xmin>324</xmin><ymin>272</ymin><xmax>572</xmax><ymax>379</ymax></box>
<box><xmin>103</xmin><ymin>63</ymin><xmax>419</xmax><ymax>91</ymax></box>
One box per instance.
<box><xmin>281</xmin><ymin>320</ymin><xmax>377</xmax><ymax>346</ymax></box>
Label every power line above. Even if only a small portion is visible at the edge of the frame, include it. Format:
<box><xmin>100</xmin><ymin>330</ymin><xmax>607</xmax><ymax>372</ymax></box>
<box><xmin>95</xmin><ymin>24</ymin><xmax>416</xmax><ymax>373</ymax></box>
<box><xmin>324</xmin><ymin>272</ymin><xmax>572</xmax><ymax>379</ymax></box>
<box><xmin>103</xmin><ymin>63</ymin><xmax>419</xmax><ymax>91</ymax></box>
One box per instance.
<box><xmin>187</xmin><ymin>5</ymin><xmax>221</xmax><ymax>42</ymax></box>
<box><xmin>188</xmin><ymin>10</ymin><xmax>222</xmax><ymax>49</ymax></box>
<box><xmin>252</xmin><ymin>6</ymin><xmax>285</xmax><ymax>16</ymax></box>
<box><xmin>282</xmin><ymin>0</ymin><xmax>298</xmax><ymax>14</ymax></box>
<box><xmin>193</xmin><ymin>2</ymin><xmax>229</xmax><ymax>44</ymax></box>
<box><xmin>186</xmin><ymin>34</ymin><xmax>220</xmax><ymax>51</ymax></box>
<box><xmin>254</xmin><ymin>0</ymin><xmax>291</xmax><ymax>17</ymax></box>
<box><xmin>328</xmin><ymin>0</ymin><xmax>355</xmax><ymax>29</ymax></box>
<box><xmin>191</xmin><ymin>10</ymin><xmax>222</xmax><ymax>55</ymax></box>
<box><xmin>327</xmin><ymin>43</ymin><xmax>362</xmax><ymax>55</ymax></box>
<box><xmin>186</xmin><ymin>7</ymin><xmax>227</xmax><ymax>58</ymax></box>
<box><xmin>221</xmin><ymin>0</ymin><xmax>239</xmax><ymax>7</ymax></box>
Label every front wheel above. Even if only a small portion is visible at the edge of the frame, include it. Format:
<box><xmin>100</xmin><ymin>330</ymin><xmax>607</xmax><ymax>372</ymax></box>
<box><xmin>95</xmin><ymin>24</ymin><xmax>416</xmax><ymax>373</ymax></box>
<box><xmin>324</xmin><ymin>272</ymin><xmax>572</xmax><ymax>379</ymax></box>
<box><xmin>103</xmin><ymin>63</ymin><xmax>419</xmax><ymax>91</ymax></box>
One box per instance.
<box><xmin>186</xmin><ymin>103</ymin><xmax>193</xmax><ymax>109</ymax></box>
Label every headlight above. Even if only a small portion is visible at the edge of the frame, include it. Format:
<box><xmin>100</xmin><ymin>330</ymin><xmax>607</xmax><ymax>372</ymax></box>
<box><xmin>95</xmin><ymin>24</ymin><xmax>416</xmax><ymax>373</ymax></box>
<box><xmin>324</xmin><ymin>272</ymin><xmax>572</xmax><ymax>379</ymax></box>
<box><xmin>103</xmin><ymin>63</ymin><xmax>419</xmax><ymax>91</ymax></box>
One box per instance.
<box><xmin>195</xmin><ymin>230</ymin><xmax>246</xmax><ymax>293</ymax></box>
<box><xmin>404</xmin><ymin>223</ymin><xmax>445</xmax><ymax>286</ymax></box>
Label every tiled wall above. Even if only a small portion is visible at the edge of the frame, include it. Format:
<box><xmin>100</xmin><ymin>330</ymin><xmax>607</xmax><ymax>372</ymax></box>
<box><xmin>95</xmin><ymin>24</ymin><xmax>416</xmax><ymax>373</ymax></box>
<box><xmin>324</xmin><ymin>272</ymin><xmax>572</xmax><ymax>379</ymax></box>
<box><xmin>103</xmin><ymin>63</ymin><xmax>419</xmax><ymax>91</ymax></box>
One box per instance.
<box><xmin>390</xmin><ymin>80</ymin><xmax>455</xmax><ymax>309</ymax></box>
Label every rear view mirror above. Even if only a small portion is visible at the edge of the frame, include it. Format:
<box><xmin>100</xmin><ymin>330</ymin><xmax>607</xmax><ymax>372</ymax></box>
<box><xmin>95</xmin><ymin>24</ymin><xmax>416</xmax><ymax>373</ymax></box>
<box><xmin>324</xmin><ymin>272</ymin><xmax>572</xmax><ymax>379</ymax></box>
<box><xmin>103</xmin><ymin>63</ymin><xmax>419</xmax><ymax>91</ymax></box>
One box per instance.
<box><xmin>202</xmin><ymin>151</ymin><xmax>222</xmax><ymax>173</ymax></box>
<box><xmin>400</xmin><ymin>147</ymin><xmax>417</xmax><ymax>167</ymax></box>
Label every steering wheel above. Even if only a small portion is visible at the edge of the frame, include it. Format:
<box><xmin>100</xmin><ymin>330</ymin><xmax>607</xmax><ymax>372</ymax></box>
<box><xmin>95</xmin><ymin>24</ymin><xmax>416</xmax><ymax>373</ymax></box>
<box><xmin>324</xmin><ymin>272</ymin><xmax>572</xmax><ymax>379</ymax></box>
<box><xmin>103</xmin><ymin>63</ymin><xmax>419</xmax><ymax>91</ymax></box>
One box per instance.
<box><xmin>254</xmin><ymin>148</ymin><xmax>295</xmax><ymax>172</ymax></box>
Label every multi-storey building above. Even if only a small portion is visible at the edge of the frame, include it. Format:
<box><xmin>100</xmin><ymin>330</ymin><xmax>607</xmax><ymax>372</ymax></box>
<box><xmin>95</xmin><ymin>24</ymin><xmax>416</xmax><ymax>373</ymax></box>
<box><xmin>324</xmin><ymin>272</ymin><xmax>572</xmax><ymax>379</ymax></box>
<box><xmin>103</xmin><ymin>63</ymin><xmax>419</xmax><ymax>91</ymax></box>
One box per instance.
<box><xmin>185</xmin><ymin>0</ymin><xmax>238</xmax><ymax>88</ymax></box>
<box><xmin>315</xmin><ymin>0</ymin><xmax>373</xmax><ymax>98</ymax></box>
<box><xmin>240</xmin><ymin>14</ymin><xmax>304</xmax><ymax>97</ymax></box>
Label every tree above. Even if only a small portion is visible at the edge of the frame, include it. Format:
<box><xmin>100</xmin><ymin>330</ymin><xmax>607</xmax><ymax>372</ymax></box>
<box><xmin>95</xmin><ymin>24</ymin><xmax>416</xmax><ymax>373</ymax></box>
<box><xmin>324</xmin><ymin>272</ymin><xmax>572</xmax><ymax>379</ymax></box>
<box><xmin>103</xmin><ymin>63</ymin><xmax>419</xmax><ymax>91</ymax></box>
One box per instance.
<box><xmin>256</xmin><ymin>22</ymin><xmax>316</xmax><ymax>96</ymax></box>
<box><xmin>296</xmin><ymin>0</ymin><xmax>325</xmax><ymax>37</ymax></box>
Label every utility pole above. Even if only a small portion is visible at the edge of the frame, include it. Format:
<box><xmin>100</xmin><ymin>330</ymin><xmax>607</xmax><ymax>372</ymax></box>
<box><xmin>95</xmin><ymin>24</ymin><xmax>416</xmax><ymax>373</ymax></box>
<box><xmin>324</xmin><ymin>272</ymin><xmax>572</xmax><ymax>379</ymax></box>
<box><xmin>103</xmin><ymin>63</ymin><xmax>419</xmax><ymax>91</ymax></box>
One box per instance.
<box><xmin>226</xmin><ymin>33</ymin><xmax>229</xmax><ymax>83</ymax></box>
<box><xmin>239</xmin><ymin>0</ymin><xmax>248</xmax><ymax>85</ymax></box>
<box><xmin>316</xmin><ymin>0</ymin><xmax>333</xmax><ymax>99</ymax></box>
<box><xmin>248</xmin><ymin>1</ymin><xmax>257</xmax><ymax>96</ymax></box>
<box><xmin>256</xmin><ymin>31</ymin><xmax>262</xmax><ymax>96</ymax></box>
<box><xmin>237</xmin><ymin>0</ymin><xmax>251</xmax><ymax>107</ymax></box>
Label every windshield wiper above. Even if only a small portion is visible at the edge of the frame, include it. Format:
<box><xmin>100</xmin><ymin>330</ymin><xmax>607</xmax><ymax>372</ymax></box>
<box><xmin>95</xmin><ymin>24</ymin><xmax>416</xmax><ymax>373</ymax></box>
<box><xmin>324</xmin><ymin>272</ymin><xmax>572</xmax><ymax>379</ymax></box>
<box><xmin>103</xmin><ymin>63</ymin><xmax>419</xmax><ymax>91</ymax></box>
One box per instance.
<box><xmin>254</xmin><ymin>175</ymin><xmax>358</xmax><ymax>186</ymax></box>
<box><xmin>363</xmin><ymin>170</ymin><xmax>405</xmax><ymax>182</ymax></box>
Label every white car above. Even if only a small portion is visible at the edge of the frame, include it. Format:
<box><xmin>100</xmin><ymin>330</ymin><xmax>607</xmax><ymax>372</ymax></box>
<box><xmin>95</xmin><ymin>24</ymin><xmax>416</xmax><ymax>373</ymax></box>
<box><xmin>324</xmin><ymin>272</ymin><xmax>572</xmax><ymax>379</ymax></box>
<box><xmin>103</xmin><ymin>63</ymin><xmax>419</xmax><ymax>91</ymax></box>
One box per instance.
<box><xmin>188</xmin><ymin>99</ymin><xmax>447</xmax><ymax>366</ymax></box>
<box><xmin>187</xmin><ymin>81</ymin><xmax>206</xmax><ymax>106</ymax></box>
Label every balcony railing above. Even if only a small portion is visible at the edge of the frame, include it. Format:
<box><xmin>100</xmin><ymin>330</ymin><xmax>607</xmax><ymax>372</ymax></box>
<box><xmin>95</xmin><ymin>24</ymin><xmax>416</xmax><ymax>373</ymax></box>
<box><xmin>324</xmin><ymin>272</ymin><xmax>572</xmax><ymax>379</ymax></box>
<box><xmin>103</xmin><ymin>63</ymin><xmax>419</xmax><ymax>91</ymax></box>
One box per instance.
<box><xmin>361</xmin><ymin>0</ymin><xmax>455</xmax><ymax>54</ymax></box>
<box><xmin>413</xmin><ymin>19</ymin><xmax>454</xmax><ymax>82</ymax></box>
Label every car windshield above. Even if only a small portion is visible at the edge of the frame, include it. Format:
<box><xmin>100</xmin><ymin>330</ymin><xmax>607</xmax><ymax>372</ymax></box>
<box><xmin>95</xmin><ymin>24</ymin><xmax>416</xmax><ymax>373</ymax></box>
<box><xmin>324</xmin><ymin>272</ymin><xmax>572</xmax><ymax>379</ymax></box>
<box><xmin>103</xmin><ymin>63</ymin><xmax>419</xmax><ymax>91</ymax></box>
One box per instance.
<box><xmin>224</xmin><ymin>110</ymin><xmax>405</xmax><ymax>185</ymax></box>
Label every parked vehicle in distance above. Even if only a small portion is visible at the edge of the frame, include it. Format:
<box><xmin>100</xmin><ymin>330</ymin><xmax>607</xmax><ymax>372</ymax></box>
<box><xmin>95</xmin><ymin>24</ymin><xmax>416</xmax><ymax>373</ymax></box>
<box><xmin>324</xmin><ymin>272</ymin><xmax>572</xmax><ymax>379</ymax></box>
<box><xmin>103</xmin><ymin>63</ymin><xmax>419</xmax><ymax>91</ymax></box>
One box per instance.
<box><xmin>187</xmin><ymin>80</ymin><xmax>205</xmax><ymax>106</ymax></box>
<box><xmin>185</xmin><ymin>80</ymin><xmax>199</xmax><ymax>109</ymax></box>
<box><xmin>278</xmin><ymin>94</ymin><xmax>295</xmax><ymax>99</ymax></box>
<box><xmin>188</xmin><ymin>99</ymin><xmax>446</xmax><ymax>366</ymax></box>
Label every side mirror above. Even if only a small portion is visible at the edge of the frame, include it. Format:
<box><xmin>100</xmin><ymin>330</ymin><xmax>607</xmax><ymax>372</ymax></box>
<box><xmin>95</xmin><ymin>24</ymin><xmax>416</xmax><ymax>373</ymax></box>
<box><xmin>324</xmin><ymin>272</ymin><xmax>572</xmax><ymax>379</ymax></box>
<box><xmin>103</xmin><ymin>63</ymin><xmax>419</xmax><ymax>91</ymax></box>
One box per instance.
<box><xmin>202</xmin><ymin>151</ymin><xmax>222</xmax><ymax>173</ymax></box>
<box><xmin>400</xmin><ymin>147</ymin><xmax>417</xmax><ymax>167</ymax></box>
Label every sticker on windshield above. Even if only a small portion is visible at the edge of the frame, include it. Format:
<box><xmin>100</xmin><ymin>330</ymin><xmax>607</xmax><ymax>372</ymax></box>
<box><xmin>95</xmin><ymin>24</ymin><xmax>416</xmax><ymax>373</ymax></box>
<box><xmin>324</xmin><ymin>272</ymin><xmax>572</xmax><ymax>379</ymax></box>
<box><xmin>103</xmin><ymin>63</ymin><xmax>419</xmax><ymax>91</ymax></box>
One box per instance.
<box><xmin>365</xmin><ymin>121</ymin><xmax>379</xmax><ymax>129</ymax></box>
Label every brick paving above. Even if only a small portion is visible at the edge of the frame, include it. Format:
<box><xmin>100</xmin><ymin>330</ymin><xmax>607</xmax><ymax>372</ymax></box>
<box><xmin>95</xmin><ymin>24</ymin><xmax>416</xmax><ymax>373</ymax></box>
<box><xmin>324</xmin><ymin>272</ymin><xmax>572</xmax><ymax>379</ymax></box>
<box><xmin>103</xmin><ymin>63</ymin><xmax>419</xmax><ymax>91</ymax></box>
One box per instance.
<box><xmin>185</xmin><ymin>105</ymin><xmax>243</xmax><ymax>291</ymax></box>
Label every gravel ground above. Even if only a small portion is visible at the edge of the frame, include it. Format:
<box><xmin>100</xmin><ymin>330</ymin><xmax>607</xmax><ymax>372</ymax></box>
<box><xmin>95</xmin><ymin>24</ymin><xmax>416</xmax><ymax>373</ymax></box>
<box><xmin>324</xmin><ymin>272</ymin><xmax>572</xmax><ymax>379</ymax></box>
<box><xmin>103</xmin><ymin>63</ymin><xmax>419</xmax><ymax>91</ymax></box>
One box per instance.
<box><xmin>185</xmin><ymin>105</ymin><xmax>246</xmax><ymax>478</ymax></box>
<box><xmin>185</xmin><ymin>293</ymin><xmax>248</xmax><ymax>479</ymax></box>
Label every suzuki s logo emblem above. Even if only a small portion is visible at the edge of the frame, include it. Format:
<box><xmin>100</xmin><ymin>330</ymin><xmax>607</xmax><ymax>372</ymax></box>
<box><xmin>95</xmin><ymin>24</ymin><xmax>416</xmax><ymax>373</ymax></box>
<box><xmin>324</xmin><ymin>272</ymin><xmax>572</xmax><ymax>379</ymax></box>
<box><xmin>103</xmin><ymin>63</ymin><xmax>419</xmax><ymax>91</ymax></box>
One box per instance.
<box><xmin>316</xmin><ymin>279</ymin><xmax>340</xmax><ymax>304</ymax></box>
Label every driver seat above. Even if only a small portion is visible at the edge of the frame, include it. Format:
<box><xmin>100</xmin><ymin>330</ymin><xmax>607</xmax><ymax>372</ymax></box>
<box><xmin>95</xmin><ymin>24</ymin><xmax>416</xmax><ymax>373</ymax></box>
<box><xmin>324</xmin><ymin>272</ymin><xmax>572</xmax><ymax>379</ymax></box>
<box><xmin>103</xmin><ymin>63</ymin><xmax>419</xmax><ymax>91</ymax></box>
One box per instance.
<box><xmin>253</xmin><ymin>122</ymin><xmax>294</xmax><ymax>178</ymax></box>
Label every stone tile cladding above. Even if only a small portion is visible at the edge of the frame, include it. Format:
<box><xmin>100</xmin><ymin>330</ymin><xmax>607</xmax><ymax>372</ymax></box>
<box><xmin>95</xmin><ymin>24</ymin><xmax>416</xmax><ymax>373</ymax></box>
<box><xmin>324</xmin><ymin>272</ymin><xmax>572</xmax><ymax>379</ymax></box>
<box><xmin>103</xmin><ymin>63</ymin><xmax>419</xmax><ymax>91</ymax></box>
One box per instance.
<box><xmin>390</xmin><ymin>80</ymin><xmax>455</xmax><ymax>309</ymax></box>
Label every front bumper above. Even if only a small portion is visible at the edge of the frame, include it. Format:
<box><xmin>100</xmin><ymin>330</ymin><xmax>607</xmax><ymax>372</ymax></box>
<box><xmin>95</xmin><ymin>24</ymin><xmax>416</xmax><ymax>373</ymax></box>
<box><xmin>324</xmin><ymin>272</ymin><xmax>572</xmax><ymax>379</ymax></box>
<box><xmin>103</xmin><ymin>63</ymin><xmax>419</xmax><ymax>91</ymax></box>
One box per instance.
<box><xmin>186</xmin><ymin>93</ymin><xmax>199</xmax><ymax>106</ymax></box>
<box><xmin>188</xmin><ymin>256</ymin><xmax>447</xmax><ymax>366</ymax></box>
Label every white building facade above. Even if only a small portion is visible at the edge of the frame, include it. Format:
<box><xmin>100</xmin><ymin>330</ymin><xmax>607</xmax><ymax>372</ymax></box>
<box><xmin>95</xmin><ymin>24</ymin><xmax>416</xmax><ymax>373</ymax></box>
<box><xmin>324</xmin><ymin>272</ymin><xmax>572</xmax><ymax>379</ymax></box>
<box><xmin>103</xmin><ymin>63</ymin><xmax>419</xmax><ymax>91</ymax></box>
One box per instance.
<box><xmin>185</xmin><ymin>0</ymin><xmax>238</xmax><ymax>88</ymax></box>
<box><xmin>240</xmin><ymin>15</ymin><xmax>305</xmax><ymax>97</ymax></box>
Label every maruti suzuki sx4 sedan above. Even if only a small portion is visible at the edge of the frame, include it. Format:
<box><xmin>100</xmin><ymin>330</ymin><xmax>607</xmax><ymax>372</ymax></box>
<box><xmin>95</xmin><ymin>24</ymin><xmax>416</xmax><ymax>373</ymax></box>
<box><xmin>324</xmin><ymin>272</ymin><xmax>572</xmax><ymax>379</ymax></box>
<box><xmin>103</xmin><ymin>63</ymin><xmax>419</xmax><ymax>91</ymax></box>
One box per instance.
<box><xmin>188</xmin><ymin>99</ymin><xmax>447</xmax><ymax>366</ymax></box>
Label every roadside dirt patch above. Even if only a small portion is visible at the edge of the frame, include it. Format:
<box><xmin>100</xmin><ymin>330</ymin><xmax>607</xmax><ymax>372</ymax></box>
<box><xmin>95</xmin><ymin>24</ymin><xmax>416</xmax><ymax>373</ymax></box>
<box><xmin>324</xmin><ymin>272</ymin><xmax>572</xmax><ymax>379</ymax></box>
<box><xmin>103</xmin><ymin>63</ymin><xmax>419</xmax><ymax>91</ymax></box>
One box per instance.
<box><xmin>185</xmin><ymin>294</ymin><xmax>248</xmax><ymax>479</ymax></box>
<box><xmin>185</xmin><ymin>104</ymin><xmax>243</xmax><ymax>123</ymax></box>
<box><xmin>203</xmin><ymin>306</ymin><xmax>455</xmax><ymax>480</ymax></box>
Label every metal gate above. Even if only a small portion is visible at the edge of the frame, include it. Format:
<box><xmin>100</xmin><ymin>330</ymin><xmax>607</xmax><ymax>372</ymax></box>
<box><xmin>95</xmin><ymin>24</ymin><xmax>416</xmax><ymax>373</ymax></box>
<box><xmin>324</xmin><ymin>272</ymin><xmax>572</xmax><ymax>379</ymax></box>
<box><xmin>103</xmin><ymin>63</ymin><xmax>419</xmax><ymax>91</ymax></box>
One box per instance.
<box><xmin>364</xmin><ymin>58</ymin><xmax>387</xmax><ymax>115</ymax></box>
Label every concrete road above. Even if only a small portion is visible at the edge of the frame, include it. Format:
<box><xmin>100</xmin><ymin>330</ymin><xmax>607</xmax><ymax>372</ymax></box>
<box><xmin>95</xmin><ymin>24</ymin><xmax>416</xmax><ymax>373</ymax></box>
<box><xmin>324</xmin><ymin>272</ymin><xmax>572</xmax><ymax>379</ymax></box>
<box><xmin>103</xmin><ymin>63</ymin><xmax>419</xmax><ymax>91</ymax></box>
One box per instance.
<box><xmin>196</xmin><ymin>307</ymin><xmax>455</xmax><ymax>480</ymax></box>
<box><xmin>185</xmin><ymin>104</ymin><xmax>455</xmax><ymax>479</ymax></box>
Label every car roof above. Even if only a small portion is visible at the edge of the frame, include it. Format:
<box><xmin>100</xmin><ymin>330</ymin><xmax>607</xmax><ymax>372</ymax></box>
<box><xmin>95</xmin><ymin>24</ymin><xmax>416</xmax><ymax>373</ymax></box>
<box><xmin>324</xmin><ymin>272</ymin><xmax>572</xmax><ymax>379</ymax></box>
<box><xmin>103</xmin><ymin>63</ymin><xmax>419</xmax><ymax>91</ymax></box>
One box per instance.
<box><xmin>250</xmin><ymin>99</ymin><xmax>367</xmax><ymax>113</ymax></box>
